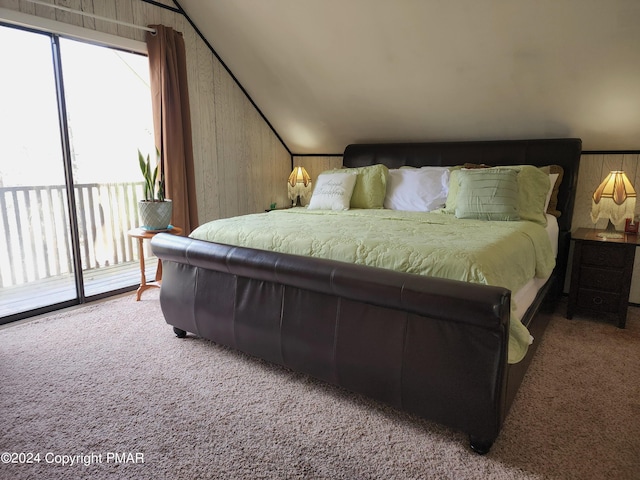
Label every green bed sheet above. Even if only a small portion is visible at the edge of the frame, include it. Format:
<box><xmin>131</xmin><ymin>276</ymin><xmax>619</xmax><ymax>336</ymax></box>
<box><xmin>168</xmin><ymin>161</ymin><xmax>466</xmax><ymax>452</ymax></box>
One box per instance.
<box><xmin>190</xmin><ymin>208</ymin><xmax>555</xmax><ymax>363</ymax></box>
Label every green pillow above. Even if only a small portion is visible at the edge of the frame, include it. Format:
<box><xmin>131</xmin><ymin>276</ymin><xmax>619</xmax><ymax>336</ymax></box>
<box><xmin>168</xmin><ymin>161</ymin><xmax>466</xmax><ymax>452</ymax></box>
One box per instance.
<box><xmin>446</xmin><ymin>165</ymin><xmax>550</xmax><ymax>225</ymax></box>
<box><xmin>455</xmin><ymin>169</ymin><xmax>520</xmax><ymax>221</ymax></box>
<box><xmin>329</xmin><ymin>164</ymin><xmax>389</xmax><ymax>208</ymax></box>
<box><xmin>443</xmin><ymin>168</ymin><xmax>463</xmax><ymax>214</ymax></box>
<box><xmin>515</xmin><ymin>165</ymin><xmax>551</xmax><ymax>225</ymax></box>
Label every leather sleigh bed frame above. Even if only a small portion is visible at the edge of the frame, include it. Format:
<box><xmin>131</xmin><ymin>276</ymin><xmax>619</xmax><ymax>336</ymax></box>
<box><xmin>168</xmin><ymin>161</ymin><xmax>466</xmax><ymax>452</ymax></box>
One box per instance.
<box><xmin>151</xmin><ymin>138</ymin><xmax>582</xmax><ymax>454</ymax></box>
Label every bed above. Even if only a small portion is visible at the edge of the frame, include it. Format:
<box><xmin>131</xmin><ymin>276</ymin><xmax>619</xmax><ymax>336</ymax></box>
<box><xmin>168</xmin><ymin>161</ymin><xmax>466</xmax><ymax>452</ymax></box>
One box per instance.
<box><xmin>151</xmin><ymin>138</ymin><xmax>582</xmax><ymax>454</ymax></box>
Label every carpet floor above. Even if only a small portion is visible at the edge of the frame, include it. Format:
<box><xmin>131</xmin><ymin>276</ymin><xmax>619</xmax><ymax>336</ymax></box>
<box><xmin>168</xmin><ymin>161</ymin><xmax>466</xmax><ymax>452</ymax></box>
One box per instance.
<box><xmin>1</xmin><ymin>290</ymin><xmax>638</xmax><ymax>479</ymax></box>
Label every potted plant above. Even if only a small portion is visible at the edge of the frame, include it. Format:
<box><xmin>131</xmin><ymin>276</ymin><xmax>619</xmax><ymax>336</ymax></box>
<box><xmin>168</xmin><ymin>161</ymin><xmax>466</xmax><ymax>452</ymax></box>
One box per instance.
<box><xmin>137</xmin><ymin>148</ymin><xmax>172</xmax><ymax>230</ymax></box>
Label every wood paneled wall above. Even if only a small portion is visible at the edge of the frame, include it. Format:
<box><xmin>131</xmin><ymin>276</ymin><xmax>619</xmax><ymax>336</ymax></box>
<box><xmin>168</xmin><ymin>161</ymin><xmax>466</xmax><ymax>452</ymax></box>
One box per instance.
<box><xmin>292</xmin><ymin>156</ymin><xmax>342</xmax><ymax>179</ymax></box>
<box><xmin>0</xmin><ymin>0</ymin><xmax>292</xmax><ymax>224</ymax></box>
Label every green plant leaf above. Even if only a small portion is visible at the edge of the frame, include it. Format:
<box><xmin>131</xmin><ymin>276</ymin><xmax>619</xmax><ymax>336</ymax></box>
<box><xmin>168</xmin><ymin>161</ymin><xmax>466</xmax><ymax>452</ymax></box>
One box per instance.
<box><xmin>138</xmin><ymin>147</ymin><xmax>164</xmax><ymax>201</ymax></box>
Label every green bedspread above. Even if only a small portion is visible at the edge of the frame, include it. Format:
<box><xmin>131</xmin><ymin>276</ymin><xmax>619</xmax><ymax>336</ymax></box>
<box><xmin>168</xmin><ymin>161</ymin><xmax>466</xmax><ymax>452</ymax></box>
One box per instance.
<box><xmin>190</xmin><ymin>208</ymin><xmax>555</xmax><ymax>363</ymax></box>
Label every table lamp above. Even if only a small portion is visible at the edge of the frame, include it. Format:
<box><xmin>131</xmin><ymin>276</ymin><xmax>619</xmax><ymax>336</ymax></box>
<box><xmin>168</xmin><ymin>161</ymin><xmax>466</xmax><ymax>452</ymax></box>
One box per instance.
<box><xmin>590</xmin><ymin>170</ymin><xmax>636</xmax><ymax>239</ymax></box>
<box><xmin>287</xmin><ymin>166</ymin><xmax>312</xmax><ymax>206</ymax></box>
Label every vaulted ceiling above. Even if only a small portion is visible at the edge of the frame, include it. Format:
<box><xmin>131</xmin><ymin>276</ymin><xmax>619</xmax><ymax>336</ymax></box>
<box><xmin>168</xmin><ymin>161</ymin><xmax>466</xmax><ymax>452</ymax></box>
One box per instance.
<box><xmin>178</xmin><ymin>0</ymin><xmax>640</xmax><ymax>154</ymax></box>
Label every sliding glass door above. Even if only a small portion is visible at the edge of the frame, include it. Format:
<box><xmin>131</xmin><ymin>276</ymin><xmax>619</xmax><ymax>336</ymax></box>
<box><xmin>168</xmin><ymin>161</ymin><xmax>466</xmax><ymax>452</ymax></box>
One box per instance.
<box><xmin>59</xmin><ymin>38</ymin><xmax>156</xmax><ymax>297</ymax></box>
<box><xmin>0</xmin><ymin>24</ymin><xmax>156</xmax><ymax>321</ymax></box>
<box><xmin>0</xmin><ymin>26</ymin><xmax>77</xmax><ymax>317</ymax></box>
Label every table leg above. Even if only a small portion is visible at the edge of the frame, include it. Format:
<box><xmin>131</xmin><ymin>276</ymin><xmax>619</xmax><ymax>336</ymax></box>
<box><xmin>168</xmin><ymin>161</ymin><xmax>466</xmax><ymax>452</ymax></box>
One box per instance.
<box><xmin>136</xmin><ymin>237</ymin><xmax>146</xmax><ymax>301</ymax></box>
<box><xmin>134</xmin><ymin>235</ymin><xmax>162</xmax><ymax>301</ymax></box>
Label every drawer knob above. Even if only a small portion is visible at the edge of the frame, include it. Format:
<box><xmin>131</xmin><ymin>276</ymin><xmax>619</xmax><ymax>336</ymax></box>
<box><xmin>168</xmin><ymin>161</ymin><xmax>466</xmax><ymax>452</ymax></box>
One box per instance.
<box><xmin>592</xmin><ymin>296</ymin><xmax>603</xmax><ymax>305</ymax></box>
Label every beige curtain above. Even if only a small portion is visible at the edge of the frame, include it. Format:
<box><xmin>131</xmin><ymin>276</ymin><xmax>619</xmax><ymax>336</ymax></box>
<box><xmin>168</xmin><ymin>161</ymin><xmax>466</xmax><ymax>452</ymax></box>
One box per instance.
<box><xmin>146</xmin><ymin>25</ymin><xmax>198</xmax><ymax>234</ymax></box>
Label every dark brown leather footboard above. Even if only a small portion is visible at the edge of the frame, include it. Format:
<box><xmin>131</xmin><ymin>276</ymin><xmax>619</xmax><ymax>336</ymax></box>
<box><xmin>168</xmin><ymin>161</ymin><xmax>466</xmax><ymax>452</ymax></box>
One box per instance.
<box><xmin>152</xmin><ymin>232</ymin><xmax>511</xmax><ymax>453</ymax></box>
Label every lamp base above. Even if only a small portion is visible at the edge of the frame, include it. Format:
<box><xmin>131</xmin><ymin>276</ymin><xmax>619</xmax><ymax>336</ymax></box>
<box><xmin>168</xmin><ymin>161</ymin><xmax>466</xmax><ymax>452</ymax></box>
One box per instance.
<box><xmin>596</xmin><ymin>220</ymin><xmax>624</xmax><ymax>239</ymax></box>
<box><xmin>597</xmin><ymin>231</ymin><xmax>624</xmax><ymax>239</ymax></box>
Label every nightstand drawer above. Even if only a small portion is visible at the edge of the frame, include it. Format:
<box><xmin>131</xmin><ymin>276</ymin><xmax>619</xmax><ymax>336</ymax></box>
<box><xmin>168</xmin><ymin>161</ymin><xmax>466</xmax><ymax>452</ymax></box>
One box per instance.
<box><xmin>580</xmin><ymin>243</ymin><xmax>628</xmax><ymax>268</ymax></box>
<box><xmin>578</xmin><ymin>265</ymin><xmax>624</xmax><ymax>292</ymax></box>
<box><xmin>576</xmin><ymin>288</ymin><xmax>621</xmax><ymax>314</ymax></box>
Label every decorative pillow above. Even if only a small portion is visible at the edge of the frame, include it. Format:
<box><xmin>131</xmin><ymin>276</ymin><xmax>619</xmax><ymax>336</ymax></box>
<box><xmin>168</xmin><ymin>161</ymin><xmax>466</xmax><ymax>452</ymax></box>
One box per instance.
<box><xmin>455</xmin><ymin>169</ymin><xmax>520</xmax><ymax>221</ymax></box>
<box><xmin>461</xmin><ymin>163</ymin><xmax>564</xmax><ymax>217</ymax></box>
<box><xmin>328</xmin><ymin>164</ymin><xmax>389</xmax><ymax>208</ymax></box>
<box><xmin>444</xmin><ymin>164</ymin><xmax>502</xmax><ymax>213</ymax></box>
<box><xmin>443</xmin><ymin>169</ymin><xmax>462</xmax><ymax>214</ymax></box>
<box><xmin>384</xmin><ymin>167</ymin><xmax>450</xmax><ymax>211</ymax></box>
<box><xmin>446</xmin><ymin>165</ymin><xmax>551</xmax><ymax>225</ymax></box>
<box><xmin>515</xmin><ymin>165</ymin><xmax>552</xmax><ymax>225</ymax></box>
<box><xmin>307</xmin><ymin>172</ymin><xmax>358</xmax><ymax>211</ymax></box>
<box><xmin>539</xmin><ymin>165</ymin><xmax>564</xmax><ymax>217</ymax></box>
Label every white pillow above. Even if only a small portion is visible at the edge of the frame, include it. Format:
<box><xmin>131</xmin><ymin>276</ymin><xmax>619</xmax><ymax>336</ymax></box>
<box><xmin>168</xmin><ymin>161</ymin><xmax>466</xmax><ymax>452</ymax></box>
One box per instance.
<box><xmin>384</xmin><ymin>167</ymin><xmax>450</xmax><ymax>211</ymax></box>
<box><xmin>545</xmin><ymin>173</ymin><xmax>559</xmax><ymax>212</ymax></box>
<box><xmin>307</xmin><ymin>172</ymin><xmax>358</xmax><ymax>210</ymax></box>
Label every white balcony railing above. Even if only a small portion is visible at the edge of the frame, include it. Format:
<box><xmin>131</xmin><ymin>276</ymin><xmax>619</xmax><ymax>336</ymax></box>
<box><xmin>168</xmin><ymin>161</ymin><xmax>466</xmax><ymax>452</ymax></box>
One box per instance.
<box><xmin>0</xmin><ymin>181</ymin><xmax>147</xmax><ymax>288</ymax></box>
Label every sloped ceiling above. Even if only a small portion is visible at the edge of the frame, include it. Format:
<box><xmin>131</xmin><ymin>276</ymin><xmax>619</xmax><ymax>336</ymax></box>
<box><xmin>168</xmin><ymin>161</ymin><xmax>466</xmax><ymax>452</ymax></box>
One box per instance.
<box><xmin>177</xmin><ymin>0</ymin><xmax>640</xmax><ymax>154</ymax></box>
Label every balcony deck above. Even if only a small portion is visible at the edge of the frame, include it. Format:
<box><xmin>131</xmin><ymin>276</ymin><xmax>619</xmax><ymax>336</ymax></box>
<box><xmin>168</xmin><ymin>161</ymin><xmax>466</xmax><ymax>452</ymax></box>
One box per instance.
<box><xmin>0</xmin><ymin>258</ymin><xmax>158</xmax><ymax>319</ymax></box>
<box><xmin>0</xmin><ymin>180</ymin><xmax>164</xmax><ymax>322</ymax></box>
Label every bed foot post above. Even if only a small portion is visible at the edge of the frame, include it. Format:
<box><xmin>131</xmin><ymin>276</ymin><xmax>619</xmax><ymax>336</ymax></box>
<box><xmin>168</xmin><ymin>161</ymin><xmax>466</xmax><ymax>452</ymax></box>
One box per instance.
<box><xmin>173</xmin><ymin>327</ymin><xmax>187</xmax><ymax>338</ymax></box>
<box><xmin>469</xmin><ymin>436</ymin><xmax>493</xmax><ymax>455</ymax></box>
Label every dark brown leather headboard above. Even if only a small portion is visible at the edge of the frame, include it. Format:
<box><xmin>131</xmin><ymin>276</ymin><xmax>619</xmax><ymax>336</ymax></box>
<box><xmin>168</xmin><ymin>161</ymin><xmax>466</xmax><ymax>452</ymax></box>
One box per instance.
<box><xmin>342</xmin><ymin>138</ymin><xmax>583</xmax><ymax>294</ymax></box>
<box><xmin>343</xmin><ymin>138</ymin><xmax>582</xmax><ymax>234</ymax></box>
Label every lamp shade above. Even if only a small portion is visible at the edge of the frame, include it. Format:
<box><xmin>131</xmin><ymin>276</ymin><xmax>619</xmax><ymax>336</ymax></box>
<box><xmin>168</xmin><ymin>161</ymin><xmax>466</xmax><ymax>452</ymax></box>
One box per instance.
<box><xmin>591</xmin><ymin>170</ymin><xmax>636</xmax><ymax>226</ymax></box>
<box><xmin>288</xmin><ymin>166</ymin><xmax>311</xmax><ymax>187</ymax></box>
<box><xmin>287</xmin><ymin>166</ymin><xmax>313</xmax><ymax>206</ymax></box>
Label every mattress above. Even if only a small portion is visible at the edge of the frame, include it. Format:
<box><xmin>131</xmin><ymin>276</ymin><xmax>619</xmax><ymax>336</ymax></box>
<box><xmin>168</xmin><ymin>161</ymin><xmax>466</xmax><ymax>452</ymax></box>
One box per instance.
<box><xmin>512</xmin><ymin>213</ymin><xmax>558</xmax><ymax>327</ymax></box>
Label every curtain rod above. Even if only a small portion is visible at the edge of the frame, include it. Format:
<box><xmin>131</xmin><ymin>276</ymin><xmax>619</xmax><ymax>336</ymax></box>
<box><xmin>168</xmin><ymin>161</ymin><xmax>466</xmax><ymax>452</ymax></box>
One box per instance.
<box><xmin>25</xmin><ymin>0</ymin><xmax>156</xmax><ymax>33</ymax></box>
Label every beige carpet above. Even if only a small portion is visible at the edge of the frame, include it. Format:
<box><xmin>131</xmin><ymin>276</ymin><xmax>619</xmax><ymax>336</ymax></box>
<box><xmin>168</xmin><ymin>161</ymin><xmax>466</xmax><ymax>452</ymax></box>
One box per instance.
<box><xmin>1</xmin><ymin>290</ymin><xmax>638</xmax><ymax>479</ymax></box>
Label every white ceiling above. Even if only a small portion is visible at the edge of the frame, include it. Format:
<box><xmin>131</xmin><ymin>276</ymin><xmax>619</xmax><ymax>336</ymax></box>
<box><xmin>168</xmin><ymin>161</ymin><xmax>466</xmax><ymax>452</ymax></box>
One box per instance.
<box><xmin>178</xmin><ymin>0</ymin><xmax>640</xmax><ymax>154</ymax></box>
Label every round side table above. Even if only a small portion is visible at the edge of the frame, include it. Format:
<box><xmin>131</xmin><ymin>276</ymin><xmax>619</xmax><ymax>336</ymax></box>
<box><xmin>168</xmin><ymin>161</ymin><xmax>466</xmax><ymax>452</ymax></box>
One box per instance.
<box><xmin>127</xmin><ymin>226</ymin><xmax>183</xmax><ymax>300</ymax></box>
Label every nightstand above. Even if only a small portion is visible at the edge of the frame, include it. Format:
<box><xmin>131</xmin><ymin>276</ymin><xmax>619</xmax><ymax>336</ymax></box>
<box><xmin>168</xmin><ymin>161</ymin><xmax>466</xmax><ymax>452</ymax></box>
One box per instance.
<box><xmin>127</xmin><ymin>226</ymin><xmax>183</xmax><ymax>300</ymax></box>
<box><xmin>567</xmin><ymin>227</ymin><xmax>638</xmax><ymax>328</ymax></box>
